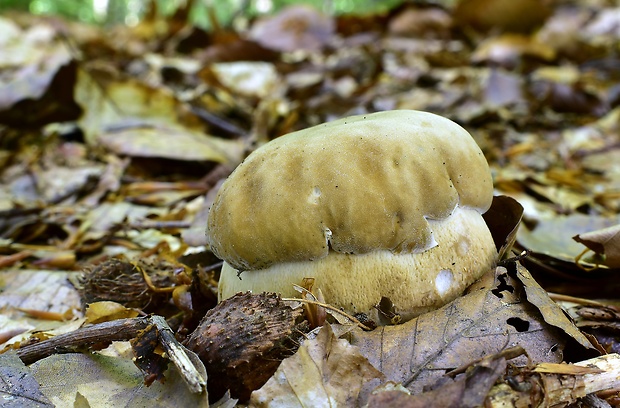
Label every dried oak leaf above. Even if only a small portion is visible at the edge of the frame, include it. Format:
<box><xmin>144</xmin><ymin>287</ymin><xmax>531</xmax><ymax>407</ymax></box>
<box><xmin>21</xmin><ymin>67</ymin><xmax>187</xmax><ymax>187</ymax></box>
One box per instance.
<box><xmin>250</xmin><ymin>324</ymin><xmax>384</xmax><ymax>407</ymax></box>
<box><xmin>348</xmin><ymin>264</ymin><xmax>596</xmax><ymax>395</ymax></box>
<box><xmin>249</xmin><ymin>5</ymin><xmax>335</xmax><ymax>53</ymax></box>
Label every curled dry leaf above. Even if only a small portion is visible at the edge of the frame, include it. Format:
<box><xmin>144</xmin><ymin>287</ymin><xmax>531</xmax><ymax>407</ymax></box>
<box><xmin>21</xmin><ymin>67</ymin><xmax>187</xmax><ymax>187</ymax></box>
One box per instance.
<box><xmin>483</xmin><ymin>195</ymin><xmax>524</xmax><ymax>259</ymax></box>
<box><xmin>573</xmin><ymin>224</ymin><xmax>620</xmax><ymax>268</ymax></box>
<box><xmin>250</xmin><ymin>324</ymin><xmax>384</xmax><ymax>407</ymax></box>
<box><xmin>347</xmin><ymin>263</ymin><xmax>595</xmax><ymax>395</ymax></box>
<box><xmin>518</xmin><ymin>213</ymin><xmax>620</xmax><ymax>271</ymax></box>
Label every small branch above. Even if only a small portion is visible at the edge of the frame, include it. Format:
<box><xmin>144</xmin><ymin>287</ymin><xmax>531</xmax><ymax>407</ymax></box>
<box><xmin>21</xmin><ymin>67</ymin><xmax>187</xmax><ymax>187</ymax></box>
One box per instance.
<box><xmin>12</xmin><ymin>315</ymin><xmax>206</xmax><ymax>394</ymax></box>
<box><xmin>15</xmin><ymin>317</ymin><xmax>150</xmax><ymax>365</ymax></box>
<box><xmin>149</xmin><ymin>315</ymin><xmax>206</xmax><ymax>393</ymax></box>
<box><xmin>282</xmin><ymin>297</ymin><xmax>373</xmax><ymax>331</ymax></box>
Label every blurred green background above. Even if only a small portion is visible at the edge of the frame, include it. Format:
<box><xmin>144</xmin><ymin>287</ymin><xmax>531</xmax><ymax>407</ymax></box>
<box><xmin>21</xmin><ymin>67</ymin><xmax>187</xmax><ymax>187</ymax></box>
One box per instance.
<box><xmin>0</xmin><ymin>0</ymin><xmax>405</xmax><ymax>27</ymax></box>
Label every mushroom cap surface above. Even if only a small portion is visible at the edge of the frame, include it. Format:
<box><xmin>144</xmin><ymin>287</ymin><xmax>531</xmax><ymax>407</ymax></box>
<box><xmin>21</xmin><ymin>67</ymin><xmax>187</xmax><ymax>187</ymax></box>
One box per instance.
<box><xmin>207</xmin><ymin>110</ymin><xmax>494</xmax><ymax>271</ymax></box>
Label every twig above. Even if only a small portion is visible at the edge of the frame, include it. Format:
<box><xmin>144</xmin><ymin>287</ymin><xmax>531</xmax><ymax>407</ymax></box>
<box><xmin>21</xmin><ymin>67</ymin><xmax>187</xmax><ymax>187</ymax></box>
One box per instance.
<box><xmin>281</xmin><ymin>297</ymin><xmax>373</xmax><ymax>331</ymax></box>
<box><xmin>15</xmin><ymin>317</ymin><xmax>150</xmax><ymax>365</ymax></box>
<box><xmin>149</xmin><ymin>315</ymin><xmax>206</xmax><ymax>393</ymax></box>
<box><xmin>12</xmin><ymin>315</ymin><xmax>206</xmax><ymax>393</ymax></box>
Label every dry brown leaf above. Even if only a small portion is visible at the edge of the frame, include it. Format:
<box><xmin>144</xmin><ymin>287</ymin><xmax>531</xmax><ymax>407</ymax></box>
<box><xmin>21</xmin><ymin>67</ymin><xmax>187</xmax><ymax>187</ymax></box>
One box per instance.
<box><xmin>367</xmin><ymin>357</ymin><xmax>506</xmax><ymax>408</ymax></box>
<box><xmin>573</xmin><ymin>224</ymin><xmax>620</xmax><ymax>268</ymax></box>
<box><xmin>454</xmin><ymin>0</ymin><xmax>551</xmax><ymax>33</ymax></box>
<box><xmin>250</xmin><ymin>324</ymin><xmax>384</xmax><ymax>407</ymax></box>
<box><xmin>84</xmin><ymin>301</ymin><xmax>139</xmax><ymax>325</ymax></box>
<box><xmin>514</xmin><ymin>262</ymin><xmax>596</xmax><ymax>350</ymax></box>
<box><xmin>348</xmin><ymin>264</ymin><xmax>591</xmax><ymax>394</ymax></box>
<box><xmin>534</xmin><ymin>362</ymin><xmax>603</xmax><ymax>375</ymax></box>
<box><xmin>472</xmin><ymin>34</ymin><xmax>556</xmax><ymax>67</ymax></box>
<box><xmin>482</xmin><ymin>195</ymin><xmax>523</xmax><ymax>259</ymax></box>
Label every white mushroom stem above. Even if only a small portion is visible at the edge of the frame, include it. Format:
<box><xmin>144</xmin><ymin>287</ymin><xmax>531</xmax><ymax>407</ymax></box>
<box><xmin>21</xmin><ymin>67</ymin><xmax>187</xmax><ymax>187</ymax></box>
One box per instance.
<box><xmin>218</xmin><ymin>206</ymin><xmax>496</xmax><ymax>321</ymax></box>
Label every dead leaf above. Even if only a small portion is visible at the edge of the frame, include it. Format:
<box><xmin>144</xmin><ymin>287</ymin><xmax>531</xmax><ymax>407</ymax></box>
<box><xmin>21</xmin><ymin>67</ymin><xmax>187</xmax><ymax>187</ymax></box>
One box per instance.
<box><xmin>454</xmin><ymin>0</ymin><xmax>552</xmax><ymax>33</ymax></box>
<box><xmin>573</xmin><ymin>224</ymin><xmax>620</xmax><ymax>268</ymax></box>
<box><xmin>367</xmin><ymin>357</ymin><xmax>506</xmax><ymax>408</ymax></box>
<box><xmin>249</xmin><ymin>5</ymin><xmax>335</xmax><ymax>52</ymax></box>
<box><xmin>85</xmin><ymin>301</ymin><xmax>140</xmax><ymax>324</ymax></box>
<box><xmin>518</xmin><ymin>213</ymin><xmax>620</xmax><ymax>270</ymax></box>
<box><xmin>514</xmin><ymin>262</ymin><xmax>595</xmax><ymax>350</ymax></box>
<box><xmin>482</xmin><ymin>195</ymin><xmax>523</xmax><ymax>259</ymax></box>
<box><xmin>0</xmin><ymin>351</ymin><xmax>53</xmax><ymax>408</ymax></box>
<box><xmin>348</xmin><ymin>265</ymin><xmax>590</xmax><ymax>394</ymax></box>
<box><xmin>74</xmin><ymin>69</ymin><xmax>243</xmax><ymax>165</ymax></box>
<box><xmin>534</xmin><ymin>362</ymin><xmax>603</xmax><ymax>375</ymax></box>
<box><xmin>30</xmin><ymin>352</ymin><xmax>209</xmax><ymax>407</ymax></box>
<box><xmin>250</xmin><ymin>324</ymin><xmax>384</xmax><ymax>407</ymax></box>
<box><xmin>472</xmin><ymin>34</ymin><xmax>556</xmax><ymax>68</ymax></box>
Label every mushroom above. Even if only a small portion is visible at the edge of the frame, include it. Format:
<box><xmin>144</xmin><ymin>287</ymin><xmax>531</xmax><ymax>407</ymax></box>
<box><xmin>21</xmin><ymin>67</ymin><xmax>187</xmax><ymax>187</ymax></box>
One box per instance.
<box><xmin>207</xmin><ymin>110</ymin><xmax>497</xmax><ymax>322</ymax></box>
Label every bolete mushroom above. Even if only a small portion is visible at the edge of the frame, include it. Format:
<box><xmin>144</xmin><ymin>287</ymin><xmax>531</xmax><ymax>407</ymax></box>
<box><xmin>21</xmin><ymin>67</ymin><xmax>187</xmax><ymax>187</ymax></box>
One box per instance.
<box><xmin>207</xmin><ymin>110</ymin><xmax>497</xmax><ymax>322</ymax></box>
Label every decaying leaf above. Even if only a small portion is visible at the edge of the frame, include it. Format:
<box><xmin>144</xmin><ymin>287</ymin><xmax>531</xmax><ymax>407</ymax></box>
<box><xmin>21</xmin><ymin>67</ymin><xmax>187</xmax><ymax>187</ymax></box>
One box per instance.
<box><xmin>0</xmin><ymin>351</ymin><xmax>53</xmax><ymax>408</ymax></box>
<box><xmin>514</xmin><ymin>262</ymin><xmax>595</xmax><ymax>350</ymax></box>
<box><xmin>573</xmin><ymin>224</ymin><xmax>620</xmax><ymax>268</ymax></box>
<box><xmin>518</xmin><ymin>213</ymin><xmax>620</xmax><ymax>270</ymax></box>
<box><xmin>250</xmin><ymin>324</ymin><xmax>384</xmax><ymax>407</ymax></box>
<box><xmin>367</xmin><ymin>356</ymin><xmax>506</xmax><ymax>408</ymax></box>
<box><xmin>249</xmin><ymin>5</ymin><xmax>335</xmax><ymax>52</ymax></box>
<box><xmin>347</xmin><ymin>264</ymin><xmax>594</xmax><ymax>395</ymax></box>
<box><xmin>29</xmin><ymin>352</ymin><xmax>209</xmax><ymax>408</ymax></box>
<box><xmin>74</xmin><ymin>69</ymin><xmax>243</xmax><ymax>165</ymax></box>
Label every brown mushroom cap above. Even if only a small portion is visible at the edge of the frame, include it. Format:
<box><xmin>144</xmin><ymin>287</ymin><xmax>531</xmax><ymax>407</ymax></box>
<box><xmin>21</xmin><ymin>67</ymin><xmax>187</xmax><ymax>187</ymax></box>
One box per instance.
<box><xmin>208</xmin><ymin>110</ymin><xmax>497</xmax><ymax>321</ymax></box>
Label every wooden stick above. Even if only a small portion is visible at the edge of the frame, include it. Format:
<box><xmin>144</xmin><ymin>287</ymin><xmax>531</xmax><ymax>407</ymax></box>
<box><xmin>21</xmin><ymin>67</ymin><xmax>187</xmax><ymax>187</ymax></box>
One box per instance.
<box><xmin>12</xmin><ymin>315</ymin><xmax>206</xmax><ymax>393</ymax></box>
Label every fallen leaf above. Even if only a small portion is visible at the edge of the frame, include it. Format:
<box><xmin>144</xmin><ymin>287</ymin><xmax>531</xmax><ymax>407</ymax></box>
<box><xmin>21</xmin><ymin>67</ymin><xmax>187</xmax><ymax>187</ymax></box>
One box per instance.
<box><xmin>30</xmin><ymin>352</ymin><xmax>209</xmax><ymax>408</ymax></box>
<box><xmin>518</xmin><ymin>213</ymin><xmax>620</xmax><ymax>270</ymax></box>
<box><xmin>454</xmin><ymin>0</ymin><xmax>551</xmax><ymax>33</ymax></box>
<box><xmin>250</xmin><ymin>324</ymin><xmax>384</xmax><ymax>407</ymax></box>
<box><xmin>0</xmin><ymin>351</ymin><xmax>53</xmax><ymax>408</ymax></box>
<box><xmin>482</xmin><ymin>195</ymin><xmax>523</xmax><ymax>259</ymax></box>
<box><xmin>249</xmin><ymin>5</ymin><xmax>335</xmax><ymax>52</ymax></box>
<box><xmin>514</xmin><ymin>262</ymin><xmax>595</xmax><ymax>350</ymax></box>
<box><xmin>348</xmin><ymin>264</ymin><xmax>591</xmax><ymax>394</ymax></box>
<box><xmin>573</xmin><ymin>224</ymin><xmax>620</xmax><ymax>268</ymax></box>
<box><xmin>367</xmin><ymin>357</ymin><xmax>506</xmax><ymax>408</ymax></box>
<box><xmin>74</xmin><ymin>69</ymin><xmax>243</xmax><ymax>165</ymax></box>
<box><xmin>85</xmin><ymin>301</ymin><xmax>140</xmax><ymax>324</ymax></box>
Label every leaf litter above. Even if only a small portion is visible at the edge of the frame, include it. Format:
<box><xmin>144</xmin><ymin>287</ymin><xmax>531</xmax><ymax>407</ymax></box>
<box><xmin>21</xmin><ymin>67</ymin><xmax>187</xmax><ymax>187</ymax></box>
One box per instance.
<box><xmin>1</xmin><ymin>0</ymin><xmax>620</xmax><ymax>405</ymax></box>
